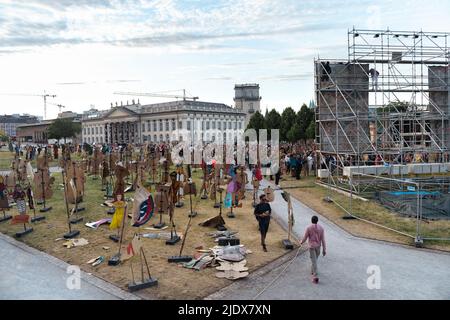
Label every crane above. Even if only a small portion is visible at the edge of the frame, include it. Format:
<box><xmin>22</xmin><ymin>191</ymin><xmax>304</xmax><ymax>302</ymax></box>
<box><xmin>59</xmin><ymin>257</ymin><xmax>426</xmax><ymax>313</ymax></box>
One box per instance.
<box><xmin>0</xmin><ymin>91</ymin><xmax>57</xmax><ymax>120</ymax></box>
<box><xmin>48</xmin><ymin>102</ymin><xmax>66</xmax><ymax>113</ymax></box>
<box><xmin>113</xmin><ymin>89</ymin><xmax>199</xmax><ymax>101</ymax></box>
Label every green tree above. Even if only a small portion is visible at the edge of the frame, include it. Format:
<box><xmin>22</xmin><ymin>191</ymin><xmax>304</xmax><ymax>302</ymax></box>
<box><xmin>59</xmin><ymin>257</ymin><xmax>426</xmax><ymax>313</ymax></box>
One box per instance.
<box><xmin>0</xmin><ymin>129</ymin><xmax>8</xmax><ymax>142</ymax></box>
<box><xmin>246</xmin><ymin>111</ymin><xmax>266</xmax><ymax>131</ymax></box>
<box><xmin>306</xmin><ymin>120</ymin><xmax>316</xmax><ymax>141</ymax></box>
<box><xmin>48</xmin><ymin>118</ymin><xmax>81</xmax><ymax>143</ymax></box>
<box><xmin>287</xmin><ymin>123</ymin><xmax>302</xmax><ymax>142</ymax></box>
<box><xmin>265</xmin><ymin>109</ymin><xmax>281</xmax><ymax>139</ymax></box>
<box><xmin>246</xmin><ymin>111</ymin><xmax>267</xmax><ymax>141</ymax></box>
<box><xmin>297</xmin><ymin>104</ymin><xmax>315</xmax><ymax>143</ymax></box>
<box><xmin>280</xmin><ymin>107</ymin><xmax>296</xmax><ymax>142</ymax></box>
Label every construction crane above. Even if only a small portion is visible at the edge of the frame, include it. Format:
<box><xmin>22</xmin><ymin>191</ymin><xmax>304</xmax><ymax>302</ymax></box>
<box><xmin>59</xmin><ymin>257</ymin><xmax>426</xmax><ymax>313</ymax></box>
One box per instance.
<box><xmin>113</xmin><ymin>89</ymin><xmax>199</xmax><ymax>101</ymax></box>
<box><xmin>48</xmin><ymin>102</ymin><xmax>66</xmax><ymax>113</ymax></box>
<box><xmin>0</xmin><ymin>91</ymin><xmax>57</xmax><ymax>120</ymax></box>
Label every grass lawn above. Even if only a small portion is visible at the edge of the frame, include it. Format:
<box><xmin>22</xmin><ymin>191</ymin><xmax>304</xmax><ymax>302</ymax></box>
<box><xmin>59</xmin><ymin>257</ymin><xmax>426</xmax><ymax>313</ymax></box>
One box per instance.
<box><xmin>0</xmin><ymin>152</ymin><xmax>290</xmax><ymax>299</ymax></box>
<box><xmin>279</xmin><ymin>174</ymin><xmax>450</xmax><ymax>252</ymax></box>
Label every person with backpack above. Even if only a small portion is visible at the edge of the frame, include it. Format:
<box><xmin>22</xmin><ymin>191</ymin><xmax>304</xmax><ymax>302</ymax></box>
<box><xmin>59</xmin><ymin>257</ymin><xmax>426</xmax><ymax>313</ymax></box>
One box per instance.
<box><xmin>301</xmin><ymin>215</ymin><xmax>326</xmax><ymax>283</ymax></box>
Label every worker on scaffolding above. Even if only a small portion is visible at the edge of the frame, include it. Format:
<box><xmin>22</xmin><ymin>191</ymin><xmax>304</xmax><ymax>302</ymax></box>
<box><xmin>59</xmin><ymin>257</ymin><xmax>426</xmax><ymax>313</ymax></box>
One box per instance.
<box><xmin>369</xmin><ymin>68</ymin><xmax>380</xmax><ymax>90</ymax></box>
<box><xmin>321</xmin><ymin>61</ymin><xmax>332</xmax><ymax>82</ymax></box>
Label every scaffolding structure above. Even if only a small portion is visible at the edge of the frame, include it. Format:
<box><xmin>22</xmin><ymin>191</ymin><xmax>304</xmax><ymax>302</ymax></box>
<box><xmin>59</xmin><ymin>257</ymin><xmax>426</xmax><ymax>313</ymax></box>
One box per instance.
<box><xmin>314</xmin><ymin>28</ymin><xmax>450</xmax><ymax>244</ymax></box>
<box><xmin>315</xmin><ymin>28</ymin><xmax>450</xmax><ymax>193</ymax></box>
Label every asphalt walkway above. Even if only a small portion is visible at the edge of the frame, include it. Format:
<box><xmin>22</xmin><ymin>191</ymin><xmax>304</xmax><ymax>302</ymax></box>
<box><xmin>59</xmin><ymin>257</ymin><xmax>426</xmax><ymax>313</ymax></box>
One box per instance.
<box><xmin>207</xmin><ymin>174</ymin><xmax>450</xmax><ymax>300</ymax></box>
<box><xmin>0</xmin><ymin>233</ymin><xmax>138</xmax><ymax>300</ymax></box>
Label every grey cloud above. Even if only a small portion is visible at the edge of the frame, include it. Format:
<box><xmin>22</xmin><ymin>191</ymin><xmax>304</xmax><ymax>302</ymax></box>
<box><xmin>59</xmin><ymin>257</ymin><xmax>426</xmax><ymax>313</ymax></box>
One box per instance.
<box><xmin>111</xmin><ymin>22</ymin><xmax>348</xmax><ymax>48</ymax></box>
<box><xmin>6</xmin><ymin>19</ymin><xmax>69</xmax><ymax>37</ymax></box>
<box><xmin>14</xmin><ymin>0</ymin><xmax>114</xmax><ymax>10</ymax></box>
<box><xmin>0</xmin><ymin>36</ymin><xmax>84</xmax><ymax>47</ymax></box>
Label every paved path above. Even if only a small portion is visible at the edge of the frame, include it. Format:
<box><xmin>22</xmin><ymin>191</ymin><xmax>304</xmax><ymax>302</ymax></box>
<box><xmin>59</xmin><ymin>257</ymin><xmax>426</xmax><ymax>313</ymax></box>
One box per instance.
<box><xmin>208</xmin><ymin>173</ymin><xmax>450</xmax><ymax>300</ymax></box>
<box><xmin>0</xmin><ymin>233</ymin><xmax>139</xmax><ymax>300</ymax></box>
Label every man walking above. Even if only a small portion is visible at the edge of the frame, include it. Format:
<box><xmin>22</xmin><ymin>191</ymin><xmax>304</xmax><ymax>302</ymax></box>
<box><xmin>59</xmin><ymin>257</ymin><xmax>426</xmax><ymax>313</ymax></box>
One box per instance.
<box><xmin>301</xmin><ymin>216</ymin><xmax>326</xmax><ymax>283</ymax></box>
<box><xmin>254</xmin><ymin>194</ymin><xmax>272</xmax><ymax>252</ymax></box>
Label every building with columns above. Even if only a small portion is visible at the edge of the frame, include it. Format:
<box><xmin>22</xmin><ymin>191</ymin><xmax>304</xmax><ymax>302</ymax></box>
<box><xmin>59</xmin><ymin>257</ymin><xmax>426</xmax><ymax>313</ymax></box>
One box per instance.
<box><xmin>81</xmin><ymin>100</ymin><xmax>246</xmax><ymax>145</ymax></box>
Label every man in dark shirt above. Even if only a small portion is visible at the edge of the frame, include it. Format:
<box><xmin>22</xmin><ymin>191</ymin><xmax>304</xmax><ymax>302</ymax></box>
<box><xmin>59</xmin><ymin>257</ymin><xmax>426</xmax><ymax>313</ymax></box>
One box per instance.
<box><xmin>254</xmin><ymin>194</ymin><xmax>272</xmax><ymax>252</ymax></box>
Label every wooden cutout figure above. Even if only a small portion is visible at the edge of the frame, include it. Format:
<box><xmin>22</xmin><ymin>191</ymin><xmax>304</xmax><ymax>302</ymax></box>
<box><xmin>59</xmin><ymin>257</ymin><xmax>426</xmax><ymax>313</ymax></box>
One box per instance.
<box><xmin>125</xmin><ymin>234</ymin><xmax>157</xmax><ymax>292</ymax></box>
<box><xmin>65</xmin><ymin>161</ymin><xmax>83</xmax><ymax>204</ymax></box>
<box><xmin>131</xmin><ymin>185</ymin><xmax>153</xmax><ymax>227</ymax></box>
<box><xmin>11</xmin><ymin>184</ymin><xmax>33</xmax><ymax>236</ymax></box>
<box><xmin>169</xmin><ymin>172</ymin><xmax>180</xmax><ymax>205</ymax></box>
<box><xmin>0</xmin><ymin>176</ymin><xmax>11</xmax><ymax>213</ymax></box>
<box><xmin>110</xmin><ymin>194</ymin><xmax>126</xmax><ymax>233</ymax></box>
<box><xmin>215</xmin><ymin>270</ymin><xmax>249</xmax><ymax>280</ymax></box>
<box><xmin>113</xmin><ymin>162</ymin><xmax>130</xmax><ymax>199</ymax></box>
<box><xmin>5</xmin><ymin>171</ymin><xmax>16</xmax><ymax>190</ymax></box>
<box><xmin>176</xmin><ymin>166</ymin><xmax>185</xmax><ymax>204</ymax></box>
<box><xmin>160</xmin><ymin>159</ymin><xmax>170</xmax><ymax>184</ymax></box>
<box><xmin>199</xmin><ymin>166</ymin><xmax>209</xmax><ymax>199</ymax></box>
<box><xmin>149</xmin><ymin>155</ymin><xmax>158</xmax><ymax>183</ymax></box>
<box><xmin>13</xmin><ymin>184</ymin><xmax>27</xmax><ymax>215</ymax></box>
<box><xmin>101</xmin><ymin>158</ymin><xmax>110</xmax><ymax>189</ymax></box>
<box><xmin>13</xmin><ymin>158</ymin><xmax>27</xmax><ymax>183</ymax></box>
<box><xmin>137</xmin><ymin>160</ymin><xmax>147</xmax><ymax>187</ymax></box>
<box><xmin>236</xmin><ymin>166</ymin><xmax>248</xmax><ymax>203</ymax></box>
<box><xmin>264</xmin><ymin>186</ymin><xmax>275</xmax><ymax>203</ymax></box>
<box><xmin>90</xmin><ymin>146</ymin><xmax>102</xmax><ymax>177</ymax></box>
<box><xmin>154</xmin><ymin>184</ymin><xmax>171</xmax><ymax>216</ymax></box>
<box><xmin>33</xmin><ymin>168</ymin><xmax>54</xmax><ymax>203</ymax></box>
<box><xmin>281</xmin><ymin>191</ymin><xmax>295</xmax><ymax>245</ymax></box>
<box><xmin>154</xmin><ymin>183</ymin><xmax>171</xmax><ymax>228</ymax></box>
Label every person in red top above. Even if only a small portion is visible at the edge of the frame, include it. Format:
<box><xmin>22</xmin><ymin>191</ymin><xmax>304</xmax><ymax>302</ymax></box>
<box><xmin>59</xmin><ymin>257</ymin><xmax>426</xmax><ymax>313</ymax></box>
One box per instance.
<box><xmin>301</xmin><ymin>216</ymin><xmax>326</xmax><ymax>280</ymax></box>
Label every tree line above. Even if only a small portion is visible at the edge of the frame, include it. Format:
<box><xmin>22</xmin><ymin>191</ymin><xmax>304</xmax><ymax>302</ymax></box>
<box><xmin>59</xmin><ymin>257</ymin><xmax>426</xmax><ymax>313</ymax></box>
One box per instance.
<box><xmin>246</xmin><ymin>104</ymin><xmax>315</xmax><ymax>143</ymax></box>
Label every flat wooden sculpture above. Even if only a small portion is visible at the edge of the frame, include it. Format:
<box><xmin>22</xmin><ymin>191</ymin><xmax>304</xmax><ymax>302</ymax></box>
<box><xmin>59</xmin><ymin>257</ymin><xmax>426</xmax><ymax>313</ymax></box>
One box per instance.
<box><xmin>65</xmin><ymin>161</ymin><xmax>84</xmax><ymax>204</ymax></box>
<box><xmin>175</xmin><ymin>166</ymin><xmax>185</xmax><ymax>208</ymax></box>
<box><xmin>149</xmin><ymin>155</ymin><xmax>158</xmax><ymax>183</ymax></box>
<box><xmin>236</xmin><ymin>166</ymin><xmax>248</xmax><ymax>205</ymax></box>
<box><xmin>164</xmin><ymin>180</ymin><xmax>180</xmax><ymax>245</ymax></box>
<box><xmin>263</xmin><ymin>186</ymin><xmax>275</xmax><ymax>203</ymax></box>
<box><xmin>199</xmin><ymin>166</ymin><xmax>209</xmax><ymax>199</ymax></box>
<box><xmin>108</xmin><ymin>198</ymin><xmax>128</xmax><ymax>266</ymax></box>
<box><xmin>113</xmin><ymin>162</ymin><xmax>130</xmax><ymax>199</ymax></box>
<box><xmin>125</xmin><ymin>234</ymin><xmax>158</xmax><ymax>292</ymax></box>
<box><xmin>281</xmin><ymin>191</ymin><xmax>295</xmax><ymax>250</ymax></box>
<box><xmin>101</xmin><ymin>158</ymin><xmax>109</xmax><ymax>189</ymax></box>
<box><xmin>11</xmin><ymin>184</ymin><xmax>33</xmax><ymax>237</ymax></box>
<box><xmin>153</xmin><ymin>183</ymin><xmax>170</xmax><ymax>229</ymax></box>
<box><xmin>0</xmin><ymin>176</ymin><xmax>12</xmax><ymax>222</ymax></box>
<box><xmin>12</xmin><ymin>158</ymin><xmax>27</xmax><ymax>183</ymax></box>
<box><xmin>160</xmin><ymin>159</ymin><xmax>170</xmax><ymax>184</ymax></box>
<box><xmin>183</xmin><ymin>165</ymin><xmax>197</xmax><ymax>218</ymax></box>
<box><xmin>90</xmin><ymin>147</ymin><xmax>103</xmax><ymax>178</ymax></box>
<box><xmin>33</xmin><ymin>167</ymin><xmax>55</xmax><ymax>212</ymax></box>
<box><xmin>131</xmin><ymin>184</ymin><xmax>153</xmax><ymax>227</ymax></box>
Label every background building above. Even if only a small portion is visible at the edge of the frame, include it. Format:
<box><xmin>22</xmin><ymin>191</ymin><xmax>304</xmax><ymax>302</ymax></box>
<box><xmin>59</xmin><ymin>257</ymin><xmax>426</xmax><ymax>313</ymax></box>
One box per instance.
<box><xmin>81</xmin><ymin>100</ymin><xmax>246</xmax><ymax>145</ymax></box>
<box><xmin>0</xmin><ymin>114</ymin><xmax>39</xmax><ymax>138</ymax></box>
<box><xmin>16</xmin><ymin>112</ymin><xmax>82</xmax><ymax>144</ymax></box>
<box><xmin>234</xmin><ymin>84</ymin><xmax>261</xmax><ymax>126</ymax></box>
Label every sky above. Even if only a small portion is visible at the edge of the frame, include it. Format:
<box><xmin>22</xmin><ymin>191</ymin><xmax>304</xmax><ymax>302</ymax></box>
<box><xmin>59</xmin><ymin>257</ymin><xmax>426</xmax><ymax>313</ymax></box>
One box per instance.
<box><xmin>1</xmin><ymin>0</ymin><xmax>450</xmax><ymax>120</ymax></box>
